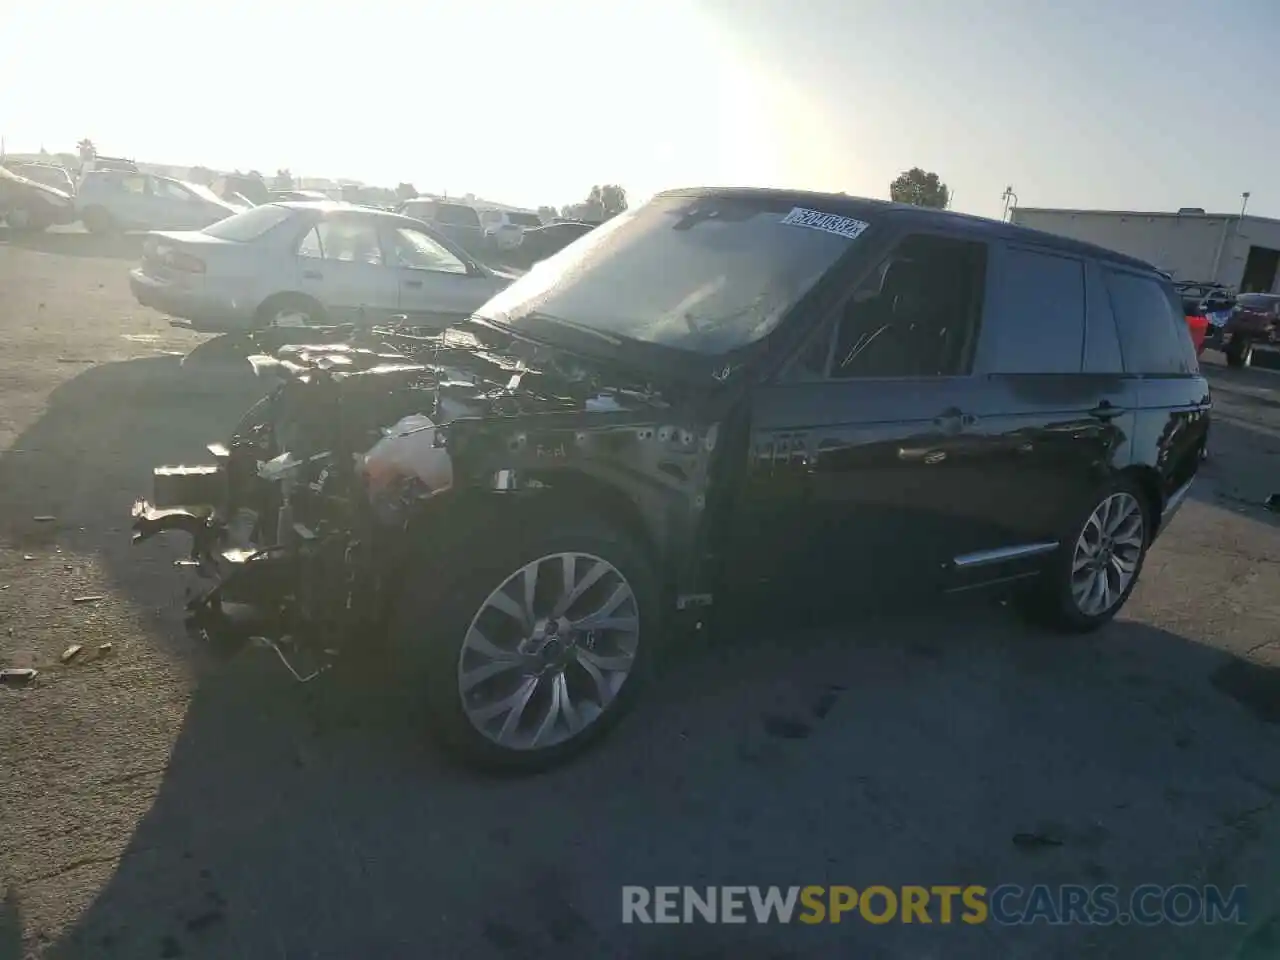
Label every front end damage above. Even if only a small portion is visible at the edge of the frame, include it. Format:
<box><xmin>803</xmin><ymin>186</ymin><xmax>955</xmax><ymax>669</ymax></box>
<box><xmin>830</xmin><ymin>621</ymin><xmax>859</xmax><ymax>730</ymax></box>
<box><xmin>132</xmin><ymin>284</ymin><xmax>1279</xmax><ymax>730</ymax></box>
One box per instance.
<box><xmin>132</xmin><ymin>325</ymin><xmax>722</xmax><ymax>679</ymax></box>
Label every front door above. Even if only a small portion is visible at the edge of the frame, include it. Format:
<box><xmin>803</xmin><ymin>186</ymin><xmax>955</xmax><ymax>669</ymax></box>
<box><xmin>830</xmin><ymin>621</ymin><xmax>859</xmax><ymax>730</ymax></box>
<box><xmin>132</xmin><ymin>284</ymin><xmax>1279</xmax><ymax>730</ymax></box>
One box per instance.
<box><xmin>723</xmin><ymin>230</ymin><xmax>999</xmax><ymax>602</ymax></box>
<box><xmin>294</xmin><ymin>215</ymin><xmax>400</xmax><ymax>325</ymax></box>
<box><xmin>381</xmin><ymin>223</ymin><xmax>503</xmax><ymax>326</ymax></box>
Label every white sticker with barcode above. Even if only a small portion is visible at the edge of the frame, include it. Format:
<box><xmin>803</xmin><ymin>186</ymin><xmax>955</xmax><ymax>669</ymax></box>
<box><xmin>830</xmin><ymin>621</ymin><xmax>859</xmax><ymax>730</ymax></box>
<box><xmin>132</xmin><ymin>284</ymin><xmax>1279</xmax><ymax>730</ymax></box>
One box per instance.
<box><xmin>780</xmin><ymin>207</ymin><xmax>870</xmax><ymax>240</ymax></box>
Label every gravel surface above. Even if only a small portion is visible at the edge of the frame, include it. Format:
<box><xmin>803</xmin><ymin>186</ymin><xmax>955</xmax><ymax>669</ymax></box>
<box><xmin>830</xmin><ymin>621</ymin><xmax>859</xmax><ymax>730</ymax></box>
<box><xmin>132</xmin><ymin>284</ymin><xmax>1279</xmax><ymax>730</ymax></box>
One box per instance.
<box><xmin>2</xmin><ymin>229</ymin><xmax>1280</xmax><ymax>959</ymax></box>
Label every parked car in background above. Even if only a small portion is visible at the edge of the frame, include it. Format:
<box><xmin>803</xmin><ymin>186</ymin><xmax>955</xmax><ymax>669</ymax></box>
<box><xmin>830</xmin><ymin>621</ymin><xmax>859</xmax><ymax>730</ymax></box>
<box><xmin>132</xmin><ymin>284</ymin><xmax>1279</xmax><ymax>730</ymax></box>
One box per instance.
<box><xmin>1219</xmin><ymin>293</ymin><xmax>1280</xmax><ymax>367</ymax></box>
<box><xmin>0</xmin><ymin>165</ymin><xmax>77</xmax><ymax>232</ymax></box>
<box><xmin>270</xmin><ymin>189</ymin><xmax>329</xmax><ymax>203</ymax></box>
<box><xmin>480</xmin><ymin>209</ymin><xmax>543</xmax><ymax>251</ymax></box>
<box><xmin>79</xmin><ymin>155</ymin><xmax>138</xmax><ymax>178</ymax></box>
<box><xmin>1174</xmin><ymin>280</ymin><xmax>1234</xmax><ymax>356</ymax></box>
<box><xmin>129</xmin><ymin>201</ymin><xmax>510</xmax><ymax>332</ymax></box>
<box><xmin>513</xmin><ymin>219</ymin><xmax>597</xmax><ymax>265</ymax></box>
<box><xmin>396</xmin><ymin>198</ymin><xmax>487</xmax><ymax>255</ymax></box>
<box><xmin>215</xmin><ymin>174</ymin><xmax>270</xmax><ymax>207</ymax></box>
<box><xmin>77</xmin><ymin>171</ymin><xmax>245</xmax><ymax>233</ymax></box>
<box><xmin>7</xmin><ymin>162</ymin><xmax>76</xmax><ymax>195</ymax></box>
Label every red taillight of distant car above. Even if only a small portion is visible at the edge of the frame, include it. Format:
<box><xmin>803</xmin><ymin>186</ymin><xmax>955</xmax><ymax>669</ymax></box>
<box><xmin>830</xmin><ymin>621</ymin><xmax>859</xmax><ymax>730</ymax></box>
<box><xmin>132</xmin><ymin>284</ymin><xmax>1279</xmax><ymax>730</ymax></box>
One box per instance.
<box><xmin>1185</xmin><ymin>314</ymin><xmax>1209</xmax><ymax>355</ymax></box>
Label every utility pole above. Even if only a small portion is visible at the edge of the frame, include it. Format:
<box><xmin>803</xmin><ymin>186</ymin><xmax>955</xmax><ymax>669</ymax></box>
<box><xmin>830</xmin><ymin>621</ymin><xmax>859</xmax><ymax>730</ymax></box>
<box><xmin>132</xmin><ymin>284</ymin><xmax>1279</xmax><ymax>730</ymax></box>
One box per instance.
<box><xmin>1240</xmin><ymin>191</ymin><xmax>1251</xmax><ymax>218</ymax></box>
<box><xmin>1000</xmin><ymin>186</ymin><xmax>1018</xmax><ymax>222</ymax></box>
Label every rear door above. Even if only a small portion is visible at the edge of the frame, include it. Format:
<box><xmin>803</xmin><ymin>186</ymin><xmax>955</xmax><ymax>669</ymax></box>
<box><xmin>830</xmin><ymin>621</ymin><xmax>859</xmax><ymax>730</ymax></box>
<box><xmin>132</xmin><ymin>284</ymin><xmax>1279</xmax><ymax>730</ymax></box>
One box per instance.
<box><xmin>949</xmin><ymin>244</ymin><xmax>1137</xmax><ymax>585</ymax></box>
<box><xmin>293</xmin><ymin>214</ymin><xmax>400</xmax><ymax>324</ymax></box>
<box><xmin>381</xmin><ymin>222</ymin><xmax>504</xmax><ymax>324</ymax></box>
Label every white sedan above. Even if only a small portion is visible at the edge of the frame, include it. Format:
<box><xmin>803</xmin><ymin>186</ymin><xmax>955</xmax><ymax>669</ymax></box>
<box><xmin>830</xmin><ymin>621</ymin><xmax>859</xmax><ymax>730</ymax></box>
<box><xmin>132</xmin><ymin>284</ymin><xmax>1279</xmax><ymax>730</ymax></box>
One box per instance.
<box><xmin>129</xmin><ymin>201</ymin><xmax>512</xmax><ymax>333</ymax></box>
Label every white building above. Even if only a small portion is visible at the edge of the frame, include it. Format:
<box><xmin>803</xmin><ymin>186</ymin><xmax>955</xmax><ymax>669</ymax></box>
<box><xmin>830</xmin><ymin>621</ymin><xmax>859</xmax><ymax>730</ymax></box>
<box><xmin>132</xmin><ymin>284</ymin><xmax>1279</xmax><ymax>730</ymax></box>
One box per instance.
<box><xmin>1011</xmin><ymin>207</ymin><xmax>1280</xmax><ymax>294</ymax></box>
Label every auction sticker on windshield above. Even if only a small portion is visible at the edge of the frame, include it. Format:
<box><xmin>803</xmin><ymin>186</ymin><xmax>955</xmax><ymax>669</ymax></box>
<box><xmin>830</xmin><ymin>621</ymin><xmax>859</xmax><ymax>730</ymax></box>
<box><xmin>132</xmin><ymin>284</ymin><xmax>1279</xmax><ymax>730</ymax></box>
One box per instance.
<box><xmin>780</xmin><ymin>207</ymin><xmax>870</xmax><ymax>240</ymax></box>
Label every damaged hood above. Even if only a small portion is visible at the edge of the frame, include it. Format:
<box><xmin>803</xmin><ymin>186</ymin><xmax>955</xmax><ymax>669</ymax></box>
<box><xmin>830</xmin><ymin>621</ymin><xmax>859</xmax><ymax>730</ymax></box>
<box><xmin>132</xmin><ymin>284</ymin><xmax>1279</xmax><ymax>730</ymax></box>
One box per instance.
<box><xmin>245</xmin><ymin>324</ymin><xmax>685</xmax><ymax>428</ymax></box>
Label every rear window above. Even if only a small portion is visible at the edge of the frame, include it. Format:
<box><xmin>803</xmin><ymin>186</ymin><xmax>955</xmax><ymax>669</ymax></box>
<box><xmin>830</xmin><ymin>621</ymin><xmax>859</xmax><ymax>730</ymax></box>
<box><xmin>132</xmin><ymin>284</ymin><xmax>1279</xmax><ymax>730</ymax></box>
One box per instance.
<box><xmin>508</xmin><ymin>212</ymin><xmax>542</xmax><ymax>227</ymax></box>
<box><xmin>202</xmin><ymin>204</ymin><xmax>295</xmax><ymax>241</ymax></box>
<box><xmin>434</xmin><ymin>203</ymin><xmax>481</xmax><ymax>228</ymax></box>
<box><xmin>1103</xmin><ymin>268</ymin><xmax>1198</xmax><ymax>375</ymax></box>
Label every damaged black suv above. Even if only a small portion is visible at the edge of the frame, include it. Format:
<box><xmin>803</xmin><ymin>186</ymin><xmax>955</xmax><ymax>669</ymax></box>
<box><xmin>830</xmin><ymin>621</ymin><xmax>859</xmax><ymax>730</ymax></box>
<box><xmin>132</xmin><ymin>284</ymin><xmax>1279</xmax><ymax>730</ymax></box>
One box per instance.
<box><xmin>132</xmin><ymin>188</ymin><xmax>1209</xmax><ymax>771</ymax></box>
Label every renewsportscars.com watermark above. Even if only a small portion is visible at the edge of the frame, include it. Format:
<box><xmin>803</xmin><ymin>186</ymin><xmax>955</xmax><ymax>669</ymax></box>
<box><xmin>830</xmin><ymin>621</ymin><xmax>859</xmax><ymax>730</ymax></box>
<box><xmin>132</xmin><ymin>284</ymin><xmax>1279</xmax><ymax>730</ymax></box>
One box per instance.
<box><xmin>622</xmin><ymin>885</ymin><xmax>1248</xmax><ymax>927</ymax></box>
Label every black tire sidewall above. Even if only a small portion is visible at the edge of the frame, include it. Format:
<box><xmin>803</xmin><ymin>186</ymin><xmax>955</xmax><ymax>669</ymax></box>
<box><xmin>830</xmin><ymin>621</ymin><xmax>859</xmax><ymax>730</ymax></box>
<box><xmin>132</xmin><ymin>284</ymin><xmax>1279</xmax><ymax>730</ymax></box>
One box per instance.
<box><xmin>1028</xmin><ymin>476</ymin><xmax>1151</xmax><ymax>632</ymax></box>
<box><xmin>82</xmin><ymin>206</ymin><xmax>113</xmax><ymax>234</ymax></box>
<box><xmin>392</xmin><ymin>509</ymin><xmax>661</xmax><ymax>773</ymax></box>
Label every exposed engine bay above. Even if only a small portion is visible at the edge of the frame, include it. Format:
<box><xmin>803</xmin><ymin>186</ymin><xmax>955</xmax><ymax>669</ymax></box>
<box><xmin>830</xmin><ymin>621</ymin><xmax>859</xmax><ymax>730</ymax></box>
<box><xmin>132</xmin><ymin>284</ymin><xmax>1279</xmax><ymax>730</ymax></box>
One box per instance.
<box><xmin>131</xmin><ymin>320</ymin><xmax>721</xmax><ymax>680</ymax></box>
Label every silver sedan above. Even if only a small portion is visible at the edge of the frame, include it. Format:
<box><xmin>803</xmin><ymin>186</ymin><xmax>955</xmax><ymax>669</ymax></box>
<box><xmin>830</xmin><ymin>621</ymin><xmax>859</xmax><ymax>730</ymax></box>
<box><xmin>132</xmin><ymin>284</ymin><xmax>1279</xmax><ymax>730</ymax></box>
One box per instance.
<box><xmin>129</xmin><ymin>201</ymin><xmax>512</xmax><ymax>333</ymax></box>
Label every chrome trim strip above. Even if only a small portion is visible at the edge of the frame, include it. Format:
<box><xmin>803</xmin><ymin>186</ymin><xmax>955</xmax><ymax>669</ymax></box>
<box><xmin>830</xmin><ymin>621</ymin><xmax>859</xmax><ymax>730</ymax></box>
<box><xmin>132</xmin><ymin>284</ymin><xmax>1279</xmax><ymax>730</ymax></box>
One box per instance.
<box><xmin>1162</xmin><ymin>478</ymin><xmax>1194</xmax><ymax>523</ymax></box>
<box><xmin>953</xmin><ymin>541</ymin><xmax>1060</xmax><ymax>569</ymax></box>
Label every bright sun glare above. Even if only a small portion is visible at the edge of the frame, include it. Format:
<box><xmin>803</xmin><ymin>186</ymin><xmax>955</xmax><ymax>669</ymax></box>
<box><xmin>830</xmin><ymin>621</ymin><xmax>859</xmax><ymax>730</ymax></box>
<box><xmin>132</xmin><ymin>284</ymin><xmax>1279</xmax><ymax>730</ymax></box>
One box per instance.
<box><xmin>0</xmin><ymin>0</ymin><xmax>849</xmax><ymax>209</ymax></box>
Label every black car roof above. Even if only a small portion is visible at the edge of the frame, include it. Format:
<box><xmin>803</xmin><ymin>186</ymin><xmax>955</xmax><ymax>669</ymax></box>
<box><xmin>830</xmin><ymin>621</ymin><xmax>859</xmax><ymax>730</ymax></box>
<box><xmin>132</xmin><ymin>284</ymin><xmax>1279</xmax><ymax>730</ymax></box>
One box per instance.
<box><xmin>657</xmin><ymin>187</ymin><xmax>1157</xmax><ymax>273</ymax></box>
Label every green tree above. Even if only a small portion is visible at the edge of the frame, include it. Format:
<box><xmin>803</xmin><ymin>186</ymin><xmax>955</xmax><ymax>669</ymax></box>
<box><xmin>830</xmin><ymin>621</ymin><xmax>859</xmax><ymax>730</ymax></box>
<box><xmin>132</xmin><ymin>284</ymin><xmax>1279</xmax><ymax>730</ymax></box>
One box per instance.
<box><xmin>188</xmin><ymin>165</ymin><xmax>215</xmax><ymax>186</ymax></box>
<box><xmin>587</xmin><ymin>183</ymin><xmax>627</xmax><ymax>217</ymax></box>
<box><xmin>273</xmin><ymin>168</ymin><xmax>294</xmax><ymax>190</ymax></box>
<box><xmin>395</xmin><ymin>182</ymin><xmax>418</xmax><ymax>201</ymax></box>
<box><xmin>537</xmin><ymin>205</ymin><xmax>558</xmax><ymax>222</ymax></box>
<box><xmin>889</xmin><ymin>167</ymin><xmax>949</xmax><ymax>209</ymax></box>
<box><xmin>76</xmin><ymin>139</ymin><xmax>96</xmax><ymax>162</ymax></box>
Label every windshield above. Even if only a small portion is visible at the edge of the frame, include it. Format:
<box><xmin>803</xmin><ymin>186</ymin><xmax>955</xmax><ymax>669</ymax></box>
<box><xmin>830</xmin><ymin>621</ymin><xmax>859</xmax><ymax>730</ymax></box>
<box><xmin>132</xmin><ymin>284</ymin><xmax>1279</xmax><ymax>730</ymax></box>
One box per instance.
<box><xmin>476</xmin><ymin>194</ymin><xmax>870</xmax><ymax>355</ymax></box>
<box><xmin>202</xmin><ymin>204</ymin><xmax>295</xmax><ymax>241</ymax></box>
<box><xmin>182</xmin><ymin>181</ymin><xmax>224</xmax><ymax>205</ymax></box>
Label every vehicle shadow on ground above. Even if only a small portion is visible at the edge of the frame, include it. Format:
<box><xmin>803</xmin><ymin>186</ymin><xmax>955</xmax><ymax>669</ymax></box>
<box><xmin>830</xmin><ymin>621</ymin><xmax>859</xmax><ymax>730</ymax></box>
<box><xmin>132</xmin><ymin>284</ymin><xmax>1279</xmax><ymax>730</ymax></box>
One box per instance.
<box><xmin>38</xmin><ymin>604</ymin><xmax>1280</xmax><ymax>959</ymax></box>
<box><xmin>0</xmin><ymin>229</ymin><xmax>143</xmax><ymax>261</ymax></box>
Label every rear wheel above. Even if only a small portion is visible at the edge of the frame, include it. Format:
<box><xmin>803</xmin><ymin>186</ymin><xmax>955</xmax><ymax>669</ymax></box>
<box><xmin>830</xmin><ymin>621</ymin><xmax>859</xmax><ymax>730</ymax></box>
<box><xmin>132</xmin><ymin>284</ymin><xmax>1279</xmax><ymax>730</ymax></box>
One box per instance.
<box><xmin>82</xmin><ymin>206</ymin><xmax>116</xmax><ymax>235</ymax></box>
<box><xmin>392</xmin><ymin>508</ymin><xmax>659</xmax><ymax>772</ymax></box>
<box><xmin>5</xmin><ymin>206</ymin><xmax>50</xmax><ymax>233</ymax></box>
<box><xmin>1226</xmin><ymin>339</ymin><xmax>1254</xmax><ymax>368</ymax></box>
<box><xmin>253</xmin><ymin>293</ymin><xmax>325</xmax><ymax>330</ymax></box>
<box><xmin>1017</xmin><ymin>477</ymin><xmax>1150</xmax><ymax>632</ymax></box>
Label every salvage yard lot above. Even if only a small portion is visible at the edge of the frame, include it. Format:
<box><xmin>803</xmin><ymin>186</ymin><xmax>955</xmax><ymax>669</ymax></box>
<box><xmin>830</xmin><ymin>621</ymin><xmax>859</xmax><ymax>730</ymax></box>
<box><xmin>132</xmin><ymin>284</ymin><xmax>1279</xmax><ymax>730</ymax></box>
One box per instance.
<box><xmin>3</xmin><ymin>230</ymin><xmax>1280</xmax><ymax>960</ymax></box>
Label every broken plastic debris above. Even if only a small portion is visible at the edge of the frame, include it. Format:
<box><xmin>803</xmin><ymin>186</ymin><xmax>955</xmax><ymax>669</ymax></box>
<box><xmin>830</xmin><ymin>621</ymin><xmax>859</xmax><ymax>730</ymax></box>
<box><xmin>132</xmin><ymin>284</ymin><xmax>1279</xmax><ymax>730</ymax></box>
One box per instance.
<box><xmin>22</xmin><ymin>555</ymin><xmax>34</xmax><ymax>562</ymax></box>
<box><xmin>32</xmin><ymin>515</ymin><xmax>56</xmax><ymax>522</ymax></box>
<box><xmin>361</xmin><ymin>414</ymin><xmax>453</xmax><ymax>497</ymax></box>
<box><xmin>257</xmin><ymin>451</ymin><xmax>303</xmax><ymax>481</ymax></box>
<box><xmin>98</xmin><ymin>643</ymin><xmax>114</xmax><ymax>656</ymax></box>
<box><xmin>72</xmin><ymin>595</ymin><xmax>106</xmax><ymax>604</ymax></box>
<box><xmin>0</xmin><ymin>668</ymin><xmax>38</xmax><ymax>685</ymax></box>
<box><xmin>60</xmin><ymin>644</ymin><xmax>83</xmax><ymax>664</ymax></box>
<box><xmin>586</xmin><ymin>395</ymin><xmax>624</xmax><ymax>413</ymax></box>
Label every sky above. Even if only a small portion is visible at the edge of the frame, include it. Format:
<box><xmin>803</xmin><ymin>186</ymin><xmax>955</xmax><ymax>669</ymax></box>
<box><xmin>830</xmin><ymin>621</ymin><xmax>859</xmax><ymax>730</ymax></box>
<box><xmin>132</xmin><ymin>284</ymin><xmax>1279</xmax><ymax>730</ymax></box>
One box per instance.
<box><xmin>1</xmin><ymin>0</ymin><xmax>1277</xmax><ymax>219</ymax></box>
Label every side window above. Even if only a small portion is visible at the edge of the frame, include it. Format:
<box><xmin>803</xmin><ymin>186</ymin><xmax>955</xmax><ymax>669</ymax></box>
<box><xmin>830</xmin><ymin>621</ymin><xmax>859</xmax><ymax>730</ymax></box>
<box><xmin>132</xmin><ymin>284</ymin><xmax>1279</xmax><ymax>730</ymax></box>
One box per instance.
<box><xmin>297</xmin><ymin>226</ymin><xmax>324</xmax><ymax>259</ymax></box>
<box><xmin>1103</xmin><ymin>269</ymin><xmax>1196</xmax><ymax>375</ymax></box>
<box><xmin>306</xmin><ymin>218</ymin><xmax>383</xmax><ymax>266</ymax></box>
<box><xmin>389</xmin><ymin>227</ymin><xmax>468</xmax><ymax>274</ymax></box>
<box><xmin>984</xmin><ymin>246</ymin><xmax>1086</xmax><ymax>374</ymax></box>
<box><xmin>824</xmin><ymin>233</ymin><xmax>987</xmax><ymax>379</ymax></box>
<box><xmin>119</xmin><ymin>175</ymin><xmax>146</xmax><ymax>195</ymax></box>
<box><xmin>152</xmin><ymin>178</ymin><xmax>192</xmax><ymax>202</ymax></box>
<box><xmin>1083</xmin><ymin>260</ymin><xmax>1124</xmax><ymax>374</ymax></box>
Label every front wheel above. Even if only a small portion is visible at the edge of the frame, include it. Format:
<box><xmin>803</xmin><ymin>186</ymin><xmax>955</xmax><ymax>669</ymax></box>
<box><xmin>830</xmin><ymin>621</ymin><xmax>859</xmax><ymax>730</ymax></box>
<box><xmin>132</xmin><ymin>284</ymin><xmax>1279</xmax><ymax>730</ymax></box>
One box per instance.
<box><xmin>1017</xmin><ymin>479</ymin><xmax>1150</xmax><ymax>632</ymax></box>
<box><xmin>393</xmin><ymin>509</ymin><xmax>659</xmax><ymax>772</ymax></box>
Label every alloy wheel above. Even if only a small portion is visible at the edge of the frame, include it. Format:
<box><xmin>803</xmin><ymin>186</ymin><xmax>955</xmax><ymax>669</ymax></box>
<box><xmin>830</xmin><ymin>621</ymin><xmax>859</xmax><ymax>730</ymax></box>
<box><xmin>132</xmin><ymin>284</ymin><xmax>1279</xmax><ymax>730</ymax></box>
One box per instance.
<box><xmin>457</xmin><ymin>551</ymin><xmax>640</xmax><ymax>751</ymax></box>
<box><xmin>1069</xmin><ymin>492</ymin><xmax>1145</xmax><ymax>617</ymax></box>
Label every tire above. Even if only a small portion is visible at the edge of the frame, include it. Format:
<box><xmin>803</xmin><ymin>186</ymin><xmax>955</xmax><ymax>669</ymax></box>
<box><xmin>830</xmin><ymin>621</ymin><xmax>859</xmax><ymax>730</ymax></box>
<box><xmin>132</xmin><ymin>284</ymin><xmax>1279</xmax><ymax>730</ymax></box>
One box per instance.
<box><xmin>1016</xmin><ymin>476</ymin><xmax>1151</xmax><ymax>633</ymax></box>
<box><xmin>391</xmin><ymin>506</ymin><xmax>660</xmax><ymax>773</ymax></box>
<box><xmin>82</xmin><ymin>206</ymin><xmax>116</xmax><ymax>235</ymax></box>
<box><xmin>5</xmin><ymin>206</ymin><xmax>49</xmax><ymax>233</ymax></box>
<box><xmin>253</xmin><ymin>293</ymin><xmax>325</xmax><ymax>331</ymax></box>
<box><xmin>1226</xmin><ymin>339</ymin><xmax>1254</xmax><ymax>368</ymax></box>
